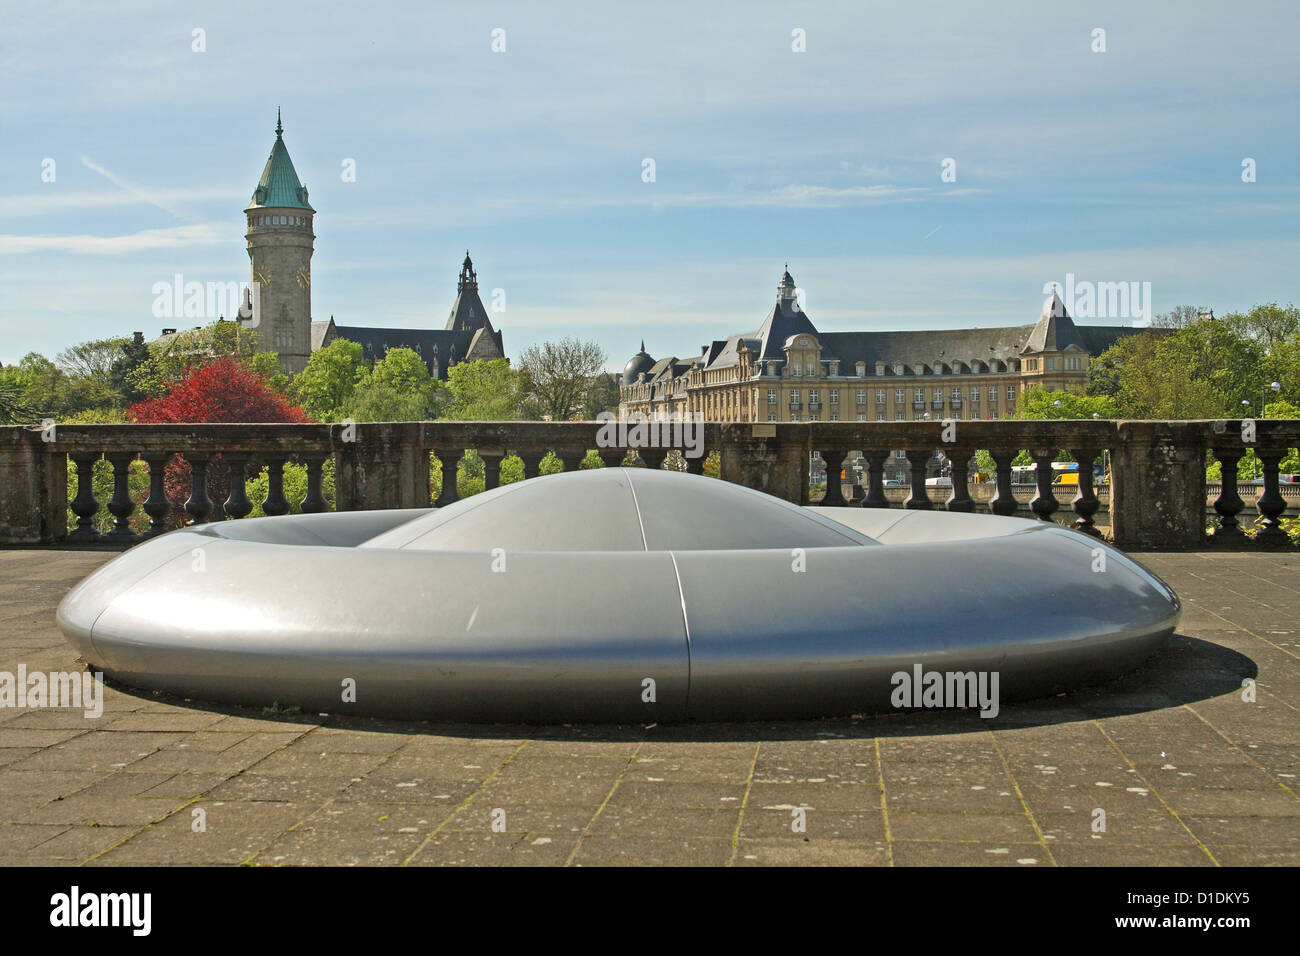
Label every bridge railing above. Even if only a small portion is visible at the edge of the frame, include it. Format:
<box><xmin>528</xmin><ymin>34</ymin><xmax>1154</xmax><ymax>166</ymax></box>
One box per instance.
<box><xmin>1</xmin><ymin>419</ymin><xmax>1296</xmax><ymax>551</ymax></box>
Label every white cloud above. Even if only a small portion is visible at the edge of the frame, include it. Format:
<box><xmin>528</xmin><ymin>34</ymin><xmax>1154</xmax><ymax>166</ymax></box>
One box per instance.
<box><xmin>0</xmin><ymin>224</ymin><xmax>226</xmax><ymax>255</ymax></box>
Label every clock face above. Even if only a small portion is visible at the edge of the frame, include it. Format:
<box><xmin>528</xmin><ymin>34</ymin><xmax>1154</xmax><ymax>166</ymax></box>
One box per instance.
<box><xmin>296</xmin><ymin>267</ymin><xmax>310</xmax><ymax>289</ymax></box>
<box><xmin>255</xmin><ymin>268</ymin><xmax>271</xmax><ymax>288</ymax></box>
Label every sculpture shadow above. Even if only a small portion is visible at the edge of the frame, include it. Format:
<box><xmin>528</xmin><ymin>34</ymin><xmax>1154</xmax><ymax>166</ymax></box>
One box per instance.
<box><xmin>103</xmin><ymin>633</ymin><xmax>1256</xmax><ymax>743</ymax></box>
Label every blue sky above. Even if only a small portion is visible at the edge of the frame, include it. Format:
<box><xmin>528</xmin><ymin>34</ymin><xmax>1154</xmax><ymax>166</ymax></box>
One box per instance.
<box><xmin>2</xmin><ymin>0</ymin><xmax>1298</xmax><ymax>369</ymax></box>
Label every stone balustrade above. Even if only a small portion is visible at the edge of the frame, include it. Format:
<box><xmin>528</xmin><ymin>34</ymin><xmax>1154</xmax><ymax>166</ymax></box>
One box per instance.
<box><xmin>1</xmin><ymin>419</ymin><xmax>1296</xmax><ymax>551</ymax></box>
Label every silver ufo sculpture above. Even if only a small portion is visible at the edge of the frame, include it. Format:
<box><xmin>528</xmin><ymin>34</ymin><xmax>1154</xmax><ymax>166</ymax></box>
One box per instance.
<box><xmin>57</xmin><ymin>468</ymin><xmax>1180</xmax><ymax>722</ymax></box>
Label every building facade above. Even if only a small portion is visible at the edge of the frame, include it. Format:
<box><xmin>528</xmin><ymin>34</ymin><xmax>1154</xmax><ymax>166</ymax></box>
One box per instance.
<box><xmin>621</xmin><ymin>267</ymin><xmax>1138</xmax><ymax>425</ymax></box>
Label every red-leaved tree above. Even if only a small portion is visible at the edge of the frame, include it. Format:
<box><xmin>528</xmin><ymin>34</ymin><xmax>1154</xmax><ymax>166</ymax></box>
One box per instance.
<box><xmin>127</xmin><ymin>358</ymin><xmax>312</xmax><ymax>525</ymax></box>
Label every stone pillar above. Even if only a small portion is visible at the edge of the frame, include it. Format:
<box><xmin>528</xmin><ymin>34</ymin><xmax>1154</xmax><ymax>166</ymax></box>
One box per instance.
<box><xmin>1111</xmin><ymin>422</ymin><xmax>1207</xmax><ymax>550</ymax></box>
<box><xmin>718</xmin><ymin>424</ymin><xmax>809</xmax><ymax>505</ymax></box>
<box><xmin>333</xmin><ymin>422</ymin><xmax>429</xmax><ymax>510</ymax></box>
<box><xmin>0</xmin><ymin>428</ymin><xmax>67</xmax><ymax>545</ymax></box>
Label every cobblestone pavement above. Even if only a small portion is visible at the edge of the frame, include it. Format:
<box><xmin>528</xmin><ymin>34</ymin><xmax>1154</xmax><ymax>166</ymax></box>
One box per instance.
<box><xmin>0</xmin><ymin>549</ymin><xmax>1295</xmax><ymax>866</ymax></box>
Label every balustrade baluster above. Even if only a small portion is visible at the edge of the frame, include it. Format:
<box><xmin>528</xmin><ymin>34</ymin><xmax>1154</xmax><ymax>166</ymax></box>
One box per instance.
<box><xmin>223</xmin><ymin>456</ymin><xmax>253</xmax><ymax>519</ymax></box>
<box><xmin>300</xmin><ymin>456</ymin><xmax>327</xmax><ymax>513</ymax></box>
<box><xmin>1030</xmin><ymin>452</ymin><xmax>1059</xmax><ymax>521</ymax></box>
<box><xmin>1211</xmin><ymin>449</ymin><xmax>1245</xmax><ymax>539</ymax></box>
<box><xmin>519</xmin><ymin>452</ymin><xmax>545</xmax><ymax>480</ymax></box>
<box><xmin>481</xmin><ymin>451</ymin><xmax>504</xmax><ymax>489</ymax></box>
<box><xmin>1070</xmin><ymin>446</ymin><xmax>1102</xmax><ymax>536</ymax></box>
<box><xmin>861</xmin><ymin>451</ymin><xmax>889</xmax><ymax>508</ymax></box>
<box><xmin>434</xmin><ymin>452</ymin><xmax>461</xmax><ymax>506</ymax></box>
<box><xmin>68</xmin><ymin>453</ymin><xmax>101</xmax><ymax>542</ymax></box>
<box><xmin>262</xmin><ymin>459</ymin><xmax>290</xmax><ymax>515</ymax></box>
<box><xmin>820</xmin><ymin>449</ymin><xmax>848</xmax><ymax>507</ymax></box>
<box><xmin>184</xmin><ymin>455</ymin><xmax>213</xmax><ymax>525</ymax></box>
<box><xmin>141</xmin><ymin>454</ymin><xmax>173</xmax><ymax>538</ymax></box>
<box><xmin>903</xmin><ymin>449</ymin><xmax>934</xmax><ymax>510</ymax></box>
<box><xmin>989</xmin><ymin>450</ymin><xmax>1018</xmax><ymax>516</ymax></box>
<box><xmin>1255</xmin><ymin>447</ymin><xmax>1289</xmax><ymax>543</ymax></box>
<box><xmin>946</xmin><ymin>451</ymin><xmax>974</xmax><ymax>513</ymax></box>
<box><xmin>105</xmin><ymin>453</ymin><xmax>138</xmax><ymax>540</ymax></box>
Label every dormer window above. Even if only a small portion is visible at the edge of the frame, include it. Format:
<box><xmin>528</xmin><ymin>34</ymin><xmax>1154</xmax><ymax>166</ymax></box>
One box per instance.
<box><xmin>894</xmin><ymin>364</ymin><xmax>904</xmax><ymax>376</ymax></box>
<box><xmin>856</xmin><ymin>362</ymin><xmax>866</xmax><ymax>376</ymax></box>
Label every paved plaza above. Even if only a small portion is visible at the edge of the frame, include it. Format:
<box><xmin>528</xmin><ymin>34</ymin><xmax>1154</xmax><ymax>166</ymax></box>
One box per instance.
<box><xmin>0</xmin><ymin>548</ymin><xmax>1295</xmax><ymax>866</ymax></box>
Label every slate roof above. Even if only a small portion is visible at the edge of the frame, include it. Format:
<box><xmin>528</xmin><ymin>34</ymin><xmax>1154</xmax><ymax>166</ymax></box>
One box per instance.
<box><xmin>247</xmin><ymin>112</ymin><xmax>313</xmax><ymax>211</ymax></box>
<box><xmin>1022</xmin><ymin>292</ymin><xmax>1085</xmax><ymax>353</ymax></box>
<box><xmin>332</xmin><ymin>326</ymin><xmax>479</xmax><ymax>380</ymax></box>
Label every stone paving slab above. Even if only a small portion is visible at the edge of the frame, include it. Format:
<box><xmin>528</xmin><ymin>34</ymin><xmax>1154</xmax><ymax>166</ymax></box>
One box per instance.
<box><xmin>0</xmin><ymin>548</ymin><xmax>1295</xmax><ymax>866</ymax></box>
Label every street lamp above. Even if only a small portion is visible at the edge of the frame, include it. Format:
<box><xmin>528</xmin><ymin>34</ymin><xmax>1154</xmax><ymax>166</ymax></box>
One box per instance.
<box><xmin>1263</xmin><ymin>381</ymin><xmax>1282</xmax><ymax>418</ymax></box>
<box><xmin>1242</xmin><ymin>400</ymin><xmax>1258</xmax><ymax>479</ymax></box>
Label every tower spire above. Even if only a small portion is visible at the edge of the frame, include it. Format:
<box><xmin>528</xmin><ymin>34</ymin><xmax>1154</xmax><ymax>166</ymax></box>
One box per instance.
<box><xmin>276</xmin><ymin>108</ymin><xmax>283</xmax><ymax>138</ymax></box>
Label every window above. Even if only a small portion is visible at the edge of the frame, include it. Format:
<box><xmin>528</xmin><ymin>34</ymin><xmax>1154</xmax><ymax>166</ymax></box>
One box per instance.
<box><xmin>858</xmin><ymin>413</ymin><xmax>868</xmax><ymax>421</ymax></box>
<box><xmin>1065</xmin><ymin>357</ymin><xmax>1082</xmax><ymax>371</ymax></box>
<box><xmin>791</xmin><ymin>364</ymin><xmax>802</xmax><ymax>377</ymax></box>
<box><xmin>914</xmin><ymin>388</ymin><xmax>924</xmax><ymax>402</ymax></box>
<box><xmin>875</xmin><ymin>412</ymin><xmax>885</xmax><ymax>421</ymax></box>
<box><xmin>933</xmin><ymin>387</ymin><xmax>943</xmax><ymax>401</ymax></box>
<box><xmin>769</xmin><ymin>412</ymin><xmax>777</xmax><ymax>422</ymax></box>
<box><xmin>875</xmin><ymin>389</ymin><xmax>885</xmax><ymax>405</ymax></box>
<box><xmin>894</xmin><ymin>364</ymin><xmax>904</xmax><ymax>375</ymax></box>
<box><xmin>767</xmin><ymin>389</ymin><xmax>777</xmax><ymax>404</ymax></box>
<box><xmin>970</xmin><ymin>387</ymin><xmax>979</xmax><ymax>402</ymax></box>
<box><xmin>894</xmin><ymin>388</ymin><xmax>904</xmax><ymax>404</ymax></box>
<box><xmin>811</xmin><ymin>413</ymin><xmax>820</xmax><ymax>421</ymax></box>
<box><xmin>895</xmin><ymin>411</ymin><xmax>904</xmax><ymax>421</ymax></box>
<box><xmin>1007</xmin><ymin>385</ymin><xmax>1016</xmax><ymax>401</ymax></box>
<box><xmin>829</xmin><ymin>412</ymin><xmax>839</xmax><ymax>421</ymax></box>
<box><xmin>790</xmin><ymin>413</ymin><xmax>799</xmax><ymax>422</ymax></box>
<box><xmin>1045</xmin><ymin>357</ymin><xmax>1055</xmax><ymax>371</ymax></box>
<box><xmin>988</xmin><ymin>386</ymin><xmax>997</xmax><ymax>402</ymax></box>
<box><xmin>951</xmin><ymin>387</ymin><xmax>961</xmax><ymax>400</ymax></box>
<box><xmin>789</xmin><ymin>390</ymin><xmax>801</xmax><ymax>406</ymax></box>
<box><xmin>990</xmin><ymin>411</ymin><xmax>999</xmax><ymax>420</ymax></box>
<box><xmin>856</xmin><ymin>389</ymin><xmax>867</xmax><ymax>405</ymax></box>
<box><xmin>856</xmin><ymin>362</ymin><xmax>866</xmax><ymax>376</ymax></box>
<box><xmin>829</xmin><ymin>389</ymin><xmax>839</xmax><ymax>405</ymax></box>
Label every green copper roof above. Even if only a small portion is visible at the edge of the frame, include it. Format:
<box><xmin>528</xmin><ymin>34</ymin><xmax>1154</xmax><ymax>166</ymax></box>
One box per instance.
<box><xmin>248</xmin><ymin>112</ymin><xmax>313</xmax><ymax>211</ymax></box>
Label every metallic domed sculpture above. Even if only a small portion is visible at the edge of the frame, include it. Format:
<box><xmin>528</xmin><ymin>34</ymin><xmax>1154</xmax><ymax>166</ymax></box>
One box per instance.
<box><xmin>57</xmin><ymin>469</ymin><xmax>1179</xmax><ymax>722</ymax></box>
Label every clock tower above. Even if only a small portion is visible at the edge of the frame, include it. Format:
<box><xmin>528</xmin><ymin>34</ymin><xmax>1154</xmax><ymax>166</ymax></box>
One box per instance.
<box><xmin>244</xmin><ymin>110</ymin><xmax>314</xmax><ymax>374</ymax></box>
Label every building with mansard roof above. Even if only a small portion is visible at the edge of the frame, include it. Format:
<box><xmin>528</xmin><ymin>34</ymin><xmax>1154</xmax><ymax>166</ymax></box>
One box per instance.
<box><xmin>620</xmin><ymin>267</ymin><xmax>1141</xmax><ymax>425</ymax></box>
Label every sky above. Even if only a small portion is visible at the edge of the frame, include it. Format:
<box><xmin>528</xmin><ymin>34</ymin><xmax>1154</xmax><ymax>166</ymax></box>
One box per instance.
<box><xmin>2</xmin><ymin>0</ymin><xmax>1298</xmax><ymax>370</ymax></box>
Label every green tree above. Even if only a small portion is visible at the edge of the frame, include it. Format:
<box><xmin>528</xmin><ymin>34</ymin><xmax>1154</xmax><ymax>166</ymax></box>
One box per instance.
<box><xmin>517</xmin><ymin>337</ymin><xmax>607</xmax><ymax>421</ymax></box>
<box><xmin>288</xmin><ymin>338</ymin><xmax>366</xmax><ymax>421</ymax></box>
<box><xmin>343</xmin><ymin>347</ymin><xmax>445</xmax><ymax>421</ymax></box>
<box><xmin>444</xmin><ymin>359</ymin><xmax>524</xmax><ymax>420</ymax></box>
<box><xmin>246</xmin><ymin>350</ymin><xmax>290</xmax><ymax>396</ymax></box>
<box><xmin>1008</xmin><ymin>386</ymin><xmax>1119</xmax><ymax>420</ymax></box>
<box><xmin>108</xmin><ymin>333</ymin><xmax>153</xmax><ymax>405</ymax></box>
